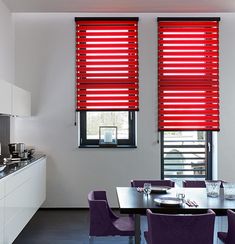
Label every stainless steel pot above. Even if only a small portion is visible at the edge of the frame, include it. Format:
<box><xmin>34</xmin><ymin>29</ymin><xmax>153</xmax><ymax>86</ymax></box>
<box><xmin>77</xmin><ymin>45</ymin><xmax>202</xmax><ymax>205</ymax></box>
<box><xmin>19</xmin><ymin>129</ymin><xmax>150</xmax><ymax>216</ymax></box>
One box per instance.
<box><xmin>16</xmin><ymin>143</ymin><xmax>25</xmax><ymax>153</ymax></box>
<box><xmin>8</xmin><ymin>143</ymin><xmax>17</xmax><ymax>154</ymax></box>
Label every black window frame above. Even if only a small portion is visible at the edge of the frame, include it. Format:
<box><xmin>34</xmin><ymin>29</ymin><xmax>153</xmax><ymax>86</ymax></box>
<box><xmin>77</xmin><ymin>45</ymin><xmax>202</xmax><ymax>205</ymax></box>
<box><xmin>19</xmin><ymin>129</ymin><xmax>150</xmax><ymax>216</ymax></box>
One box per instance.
<box><xmin>79</xmin><ymin>111</ymin><xmax>136</xmax><ymax>148</ymax></box>
<box><xmin>160</xmin><ymin>131</ymin><xmax>213</xmax><ymax>180</ymax></box>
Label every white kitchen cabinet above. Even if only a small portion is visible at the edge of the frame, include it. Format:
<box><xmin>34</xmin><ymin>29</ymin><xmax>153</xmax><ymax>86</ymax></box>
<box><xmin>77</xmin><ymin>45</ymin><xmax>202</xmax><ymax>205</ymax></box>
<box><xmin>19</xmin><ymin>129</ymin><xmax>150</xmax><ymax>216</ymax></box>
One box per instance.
<box><xmin>0</xmin><ymin>180</ymin><xmax>4</xmax><ymax>244</ymax></box>
<box><xmin>0</xmin><ymin>80</ymin><xmax>12</xmax><ymax>115</ymax></box>
<box><xmin>0</xmin><ymin>80</ymin><xmax>31</xmax><ymax>117</ymax></box>
<box><xmin>4</xmin><ymin>179</ymin><xmax>32</xmax><ymax>244</ymax></box>
<box><xmin>2</xmin><ymin>156</ymin><xmax>46</xmax><ymax>244</ymax></box>
<box><xmin>12</xmin><ymin>85</ymin><xmax>31</xmax><ymax>117</ymax></box>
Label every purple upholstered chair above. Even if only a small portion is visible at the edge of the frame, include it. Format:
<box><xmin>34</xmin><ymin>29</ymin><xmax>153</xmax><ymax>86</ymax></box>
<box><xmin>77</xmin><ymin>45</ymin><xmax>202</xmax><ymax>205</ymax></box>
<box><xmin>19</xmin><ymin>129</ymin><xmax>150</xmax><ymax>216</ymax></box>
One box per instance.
<box><xmin>144</xmin><ymin>209</ymin><xmax>215</xmax><ymax>244</ymax></box>
<box><xmin>182</xmin><ymin>180</ymin><xmax>206</xmax><ymax>188</ymax></box>
<box><xmin>218</xmin><ymin>209</ymin><xmax>235</xmax><ymax>244</ymax></box>
<box><xmin>131</xmin><ymin>180</ymin><xmax>175</xmax><ymax>187</ymax></box>
<box><xmin>183</xmin><ymin>180</ymin><xmax>224</xmax><ymax>188</ymax></box>
<box><xmin>88</xmin><ymin>191</ymin><xmax>134</xmax><ymax>242</ymax></box>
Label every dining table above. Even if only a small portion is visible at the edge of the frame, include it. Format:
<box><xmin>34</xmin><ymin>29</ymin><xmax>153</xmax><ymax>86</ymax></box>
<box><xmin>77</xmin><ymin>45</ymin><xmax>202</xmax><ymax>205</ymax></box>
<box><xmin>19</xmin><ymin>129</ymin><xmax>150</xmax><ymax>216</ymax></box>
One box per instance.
<box><xmin>116</xmin><ymin>186</ymin><xmax>235</xmax><ymax>244</ymax></box>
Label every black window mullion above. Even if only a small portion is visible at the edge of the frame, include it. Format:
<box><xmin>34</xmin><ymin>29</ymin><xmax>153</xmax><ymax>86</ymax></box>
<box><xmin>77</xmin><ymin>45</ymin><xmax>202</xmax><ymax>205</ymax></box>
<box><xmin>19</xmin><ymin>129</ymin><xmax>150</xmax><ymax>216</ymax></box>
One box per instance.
<box><xmin>206</xmin><ymin>131</ymin><xmax>213</xmax><ymax>180</ymax></box>
<box><xmin>160</xmin><ymin>132</ymin><xmax>164</xmax><ymax>180</ymax></box>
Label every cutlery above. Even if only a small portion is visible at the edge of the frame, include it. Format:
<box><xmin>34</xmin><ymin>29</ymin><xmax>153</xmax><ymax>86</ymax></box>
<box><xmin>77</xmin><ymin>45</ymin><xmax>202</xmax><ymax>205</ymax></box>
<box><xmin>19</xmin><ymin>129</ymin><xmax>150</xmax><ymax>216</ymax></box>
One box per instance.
<box><xmin>192</xmin><ymin>200</ymin><xmax>198</xmax><ymax>207</ymax></box>
<box><xmin>186</xmin><ymin>199</ymin><xmax>193</xmax><ymax>207</ymax></box>
<box><xmin>186</xmin><ymin>199</ymin><xmax>198</xmax><ymax>207</ymax></box>
<box><xmin>137</xmin><ymin>187</ymin><xmax>143</xmax><ymax>193</ymax></box>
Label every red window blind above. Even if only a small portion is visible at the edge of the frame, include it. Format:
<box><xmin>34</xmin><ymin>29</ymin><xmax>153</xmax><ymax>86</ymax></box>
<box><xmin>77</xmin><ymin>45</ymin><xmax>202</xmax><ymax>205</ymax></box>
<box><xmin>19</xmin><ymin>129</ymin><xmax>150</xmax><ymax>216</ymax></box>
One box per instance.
<box><xmin>75</xmin><ymin>17</ymin><xmax>139</xmax><ymax>111</ymax></box>
<box><xmin>158</xmin><ymin>18</ymin><xmax>220</xmax><ymax>131</ymax></box>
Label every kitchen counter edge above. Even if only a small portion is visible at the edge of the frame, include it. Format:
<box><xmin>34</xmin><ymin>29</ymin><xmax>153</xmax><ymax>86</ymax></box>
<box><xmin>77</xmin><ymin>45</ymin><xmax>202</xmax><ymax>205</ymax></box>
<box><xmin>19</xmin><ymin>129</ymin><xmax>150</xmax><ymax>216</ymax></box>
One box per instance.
<box><xmin>0</xmin><ymin>154</ymin><xmax>46</xmax><ymax>180</ymax></box>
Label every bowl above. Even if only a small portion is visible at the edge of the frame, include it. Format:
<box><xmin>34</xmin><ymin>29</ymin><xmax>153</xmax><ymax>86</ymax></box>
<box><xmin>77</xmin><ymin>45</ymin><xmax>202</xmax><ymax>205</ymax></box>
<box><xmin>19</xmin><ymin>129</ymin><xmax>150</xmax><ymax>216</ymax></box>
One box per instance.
<box><xmin>0</xmin><ymin>165</ymin><xmax>6</xmax><ymax>172</ymax></box>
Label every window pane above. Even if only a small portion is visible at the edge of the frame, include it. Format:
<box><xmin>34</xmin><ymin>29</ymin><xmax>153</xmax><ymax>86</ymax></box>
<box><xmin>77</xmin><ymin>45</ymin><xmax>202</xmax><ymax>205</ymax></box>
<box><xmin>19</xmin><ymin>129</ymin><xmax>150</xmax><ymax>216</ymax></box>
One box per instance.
<box><xmin>163</xmin><ymin>131</ymin><xmax>208</xmax><ymax>180</ymax></box>
<box><xmin>86</xmin><ymin>112</ymin><xmax>129</xmax><ymax>139</ymax></box>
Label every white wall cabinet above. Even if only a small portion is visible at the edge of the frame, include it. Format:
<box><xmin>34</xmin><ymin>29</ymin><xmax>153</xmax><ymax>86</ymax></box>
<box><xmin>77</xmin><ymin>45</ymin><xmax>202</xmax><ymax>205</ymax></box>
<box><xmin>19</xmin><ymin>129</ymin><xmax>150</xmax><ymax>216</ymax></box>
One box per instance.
<box><xmin>12</xmin><ymin>85</ymin><xmax>31</xmax><ymax>117</ymax></box>
<box><xmin>0</xmin><ymin>80</ymin><xmax>12</xmax><ymax>115</ymax></box>
<box><xmin>0</xmin><ymin>80</ymin><xmax>31</xmax><ymax>117</ymax></box>
<box><xmin>0</xmin><ymin>157</ymin><xmax>46</xmax><ymax>244</ymax></box>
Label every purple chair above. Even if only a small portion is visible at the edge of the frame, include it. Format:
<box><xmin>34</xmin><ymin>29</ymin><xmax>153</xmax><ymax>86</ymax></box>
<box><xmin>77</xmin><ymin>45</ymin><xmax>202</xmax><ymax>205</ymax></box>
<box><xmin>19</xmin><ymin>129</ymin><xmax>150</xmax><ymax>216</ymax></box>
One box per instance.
<box><xmin>182</xmin><ymin>180</ymin><xmax>206</xmax><ymax>188</ymax></box>
<box><xmin>183</xmin><ymin>180</ymin><xmax>224</xmax><ymax>188</ymax></box>
<box><xmin>145</xmin><ymin>209</ymin><xmax>215</xmax><ymax>244</ymax></box>
<box><xmin>131</xmin><ymin>180</ymin><xmax>175</xmax><ymax>187</ymax></box>
<box><xmin>218</xmin><ymin>209</ymin><xmax>235</xmax><ymax>243</ymax></box>
<box><xmin>88</xmin><ymin>190</ymin><xmax>134</xmax><ymax>241</ymax></box>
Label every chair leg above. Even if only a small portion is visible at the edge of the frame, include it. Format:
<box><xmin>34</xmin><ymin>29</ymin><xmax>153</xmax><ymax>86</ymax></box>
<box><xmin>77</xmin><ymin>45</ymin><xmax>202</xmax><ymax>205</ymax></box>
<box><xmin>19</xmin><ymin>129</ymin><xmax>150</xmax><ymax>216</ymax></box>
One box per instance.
<box><xmin>89</xmin><ymin>236</ymin><xmax>94</xmax><ymax>244</ymax></box>
<box><xmin>129</xmin><ymin>236</ymin><xmax>134</xmax><ymax>244</ymax></box>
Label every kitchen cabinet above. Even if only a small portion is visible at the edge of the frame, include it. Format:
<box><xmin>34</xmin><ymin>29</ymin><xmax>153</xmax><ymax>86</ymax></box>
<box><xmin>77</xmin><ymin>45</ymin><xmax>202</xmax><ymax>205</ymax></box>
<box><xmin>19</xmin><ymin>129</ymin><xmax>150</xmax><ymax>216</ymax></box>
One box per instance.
<box><xmin>0</xmin><ymin>80</ymin><xmax>31</xmax><ymax>117</ymax></box>
<box><xmin>1</xmin><ymin>156</ymin><xmax>46</xmax><ymax>244</ymax></box>
<box><xmin>0</xmin><ymin>180</ymin><xmax>4</xmax><ymax>244</ymax></box>
<box><xmin>12</xmin><ymin>85</ymin><xmax>31</xmax><ymax>117</ymax></box>
<box><xmin>0</xmin><ymin>80</ymin><xmax>12</xmax><ymax>115</ymax></box>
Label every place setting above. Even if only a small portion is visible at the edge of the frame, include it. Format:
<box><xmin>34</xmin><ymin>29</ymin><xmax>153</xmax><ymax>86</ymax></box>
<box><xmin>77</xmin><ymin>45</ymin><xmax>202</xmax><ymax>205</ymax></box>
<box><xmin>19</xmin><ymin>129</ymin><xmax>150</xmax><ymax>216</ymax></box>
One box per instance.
<box><xmin>136</xmin><ymin>183</ymin><xmax>171</xmax><ymax>194</ymax></box>
<box><xmin>138</xmin><ymin>183</ymin><xmax>199</xmax><ymax>208</ymax></box>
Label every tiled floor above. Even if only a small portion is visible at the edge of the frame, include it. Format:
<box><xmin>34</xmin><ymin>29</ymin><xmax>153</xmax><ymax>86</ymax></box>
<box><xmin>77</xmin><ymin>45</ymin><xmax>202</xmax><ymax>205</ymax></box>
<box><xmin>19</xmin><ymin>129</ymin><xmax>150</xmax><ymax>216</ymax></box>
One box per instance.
<box><xmin>14</xmin><ymin>209</ymin><xmax>226</xmax><ymax>244</ymax></box>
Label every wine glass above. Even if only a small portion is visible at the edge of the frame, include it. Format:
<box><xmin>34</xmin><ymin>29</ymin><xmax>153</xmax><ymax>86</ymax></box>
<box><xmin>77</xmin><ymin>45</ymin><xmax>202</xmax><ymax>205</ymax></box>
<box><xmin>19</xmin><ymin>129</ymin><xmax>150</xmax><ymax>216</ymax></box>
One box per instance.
<box><xmin>176</xmin><ymin>188</ymin><xmax>185</xmax><ymax>203</ymax></box>
<box><xmin>143</xmin><ymin>183</ymin><xmax>152</xmax><ymax>195</ymax></box>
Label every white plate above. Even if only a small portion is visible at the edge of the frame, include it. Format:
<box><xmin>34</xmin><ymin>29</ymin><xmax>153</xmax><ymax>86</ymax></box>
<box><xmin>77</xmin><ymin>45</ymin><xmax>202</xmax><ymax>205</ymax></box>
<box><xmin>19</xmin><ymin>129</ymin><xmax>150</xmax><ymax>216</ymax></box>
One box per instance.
<box><xmin>151</xmin><ymin>186</ymin><xmax>171</xmax><ymax>193</ymax></box>
<box><xmin>154</xmin><ymin>197</ymin><xmax>182</xmax><ymax>207</ymax></box>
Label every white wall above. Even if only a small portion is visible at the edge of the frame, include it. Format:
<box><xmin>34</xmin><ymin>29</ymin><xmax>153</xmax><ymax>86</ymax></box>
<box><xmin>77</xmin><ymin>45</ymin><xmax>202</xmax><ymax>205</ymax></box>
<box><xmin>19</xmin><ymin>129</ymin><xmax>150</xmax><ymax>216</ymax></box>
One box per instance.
<box><xmin>12</xmin><ymin>12</ymin><xmax>235</xmax><ymax>207</ymax></box>
<box><xmin>0</xmin><ymin>0</ymin><xmax>14</xmax><ymax>82</ymax></box>
<box><xmin>217</xmin><ymin>15</ymin><xmax>235</xmax><ymax>182</ymax></box>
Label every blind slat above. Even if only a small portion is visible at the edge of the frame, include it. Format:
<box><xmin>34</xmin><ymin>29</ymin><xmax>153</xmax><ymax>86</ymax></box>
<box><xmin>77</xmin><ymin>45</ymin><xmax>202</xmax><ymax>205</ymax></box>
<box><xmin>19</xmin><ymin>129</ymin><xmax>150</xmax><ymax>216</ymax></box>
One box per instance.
<box><xmin>158</xmin><ymin>20</ymin><xmax>219</xmax><ymax>131</ymax></box>
<box><xmin>75</xmin><ymin>19</ymin><xmax>139</xmax><ymax>111</ymax></box>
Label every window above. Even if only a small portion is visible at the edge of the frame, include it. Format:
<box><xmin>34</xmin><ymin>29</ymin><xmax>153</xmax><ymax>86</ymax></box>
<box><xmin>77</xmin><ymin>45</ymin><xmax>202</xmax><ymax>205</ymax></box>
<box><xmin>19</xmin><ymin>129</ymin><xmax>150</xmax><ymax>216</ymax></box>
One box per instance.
<box><xmin>161</xmin><ymin>131</ymin><xmax>212</xmax><ymax>180</ymax></box>
<box><xmin>75</xmin><ymin>17</ymin><xmax>139</xmax><ymax>147</ymax></box>
<box><xmin>80</xmin><ymin>111</ymin><xmax>136</xmax><ymax>146</ymax></box>
<box><xmin>158</xmin><ymin>17</ymin><xmax>220</xmax><ymax>180</ymax></box>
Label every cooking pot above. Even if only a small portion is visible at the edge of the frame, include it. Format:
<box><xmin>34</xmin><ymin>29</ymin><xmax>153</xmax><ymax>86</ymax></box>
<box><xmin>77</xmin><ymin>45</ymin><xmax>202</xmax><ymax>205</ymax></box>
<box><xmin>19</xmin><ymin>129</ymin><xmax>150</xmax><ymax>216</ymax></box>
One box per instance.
<box><xmin>8</xmin><ymin>143</ymin><xmax>17</xmax><ymax>154</ymax></box>
<box><xmin>16</xmin><ymin>143</ymin><xmax>25</xmax><ymax>153</ymax></box>
<box><xmin>8</xmin><ymin>143</ymin><xmax>26</xmax><ymax>156</ymax></box>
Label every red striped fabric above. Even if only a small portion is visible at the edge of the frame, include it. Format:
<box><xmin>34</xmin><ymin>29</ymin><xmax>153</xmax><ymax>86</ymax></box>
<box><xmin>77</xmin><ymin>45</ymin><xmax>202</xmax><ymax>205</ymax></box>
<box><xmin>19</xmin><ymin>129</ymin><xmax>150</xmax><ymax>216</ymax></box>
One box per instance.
<box><xmin>75</xmin><ymin>18</ymin><xmax>139</xmax><ymax>111</ymax></box>
<box><xmin>158</xmin><ymin>19</ymin><xmax>220</xmax><ymax>131</ymax></box>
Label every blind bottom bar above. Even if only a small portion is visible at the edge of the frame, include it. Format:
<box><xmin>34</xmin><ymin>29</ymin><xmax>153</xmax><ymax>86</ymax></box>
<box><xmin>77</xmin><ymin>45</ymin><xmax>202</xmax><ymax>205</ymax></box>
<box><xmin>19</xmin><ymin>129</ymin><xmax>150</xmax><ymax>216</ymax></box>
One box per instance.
<box><xmin>164</xmin><ymin>175</ymin><xmax>206</xmax><ymax>178</ymax></box>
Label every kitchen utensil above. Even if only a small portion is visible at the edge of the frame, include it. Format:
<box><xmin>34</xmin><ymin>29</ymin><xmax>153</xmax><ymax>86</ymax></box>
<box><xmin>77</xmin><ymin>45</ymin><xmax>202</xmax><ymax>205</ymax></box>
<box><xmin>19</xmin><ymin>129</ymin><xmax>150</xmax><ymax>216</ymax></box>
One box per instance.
<box><xmin>27</xmin><ymin>148</ymin><xmax>35</xmax><ymax>157</ymax></box>
<box><xmin>8</xmin><ymin>143</ymin><xmax>17</xmax><ymax>154</ymax></box>
<box><xmin>0</xmin><ymin>165</ymin><xmax>6</xmax><ymax>172</ymax></box>
<box><xmin>16</xmin><ymin>143</ymin><xmax>25</xmax><ymax>153</ymax></box>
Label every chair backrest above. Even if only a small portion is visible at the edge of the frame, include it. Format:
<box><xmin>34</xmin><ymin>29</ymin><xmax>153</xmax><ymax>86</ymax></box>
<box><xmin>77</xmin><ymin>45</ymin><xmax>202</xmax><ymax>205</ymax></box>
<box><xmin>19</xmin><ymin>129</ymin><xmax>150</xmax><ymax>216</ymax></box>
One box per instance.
<box><xmin>183</xmin><ymin>180</ymin><xmax>224</xmax><ymax>188</ymax></box>
<box><xmin>227</xmin><ymin>209</ymin><xmax>235</xmax><ymax>243</ymax></box>
<box><xmin>131</xmin><ymin>180</ymin><xmax>175</xmax><ymax>187</ymax></box>
<box><xmin>182</xmin><ymin>180</ymin><xmax>206</xmax><ymax>188</ymax></box>
<box><xmin>146</xmin><ymin>209</ymin><xmax>215</xmax><ymax>244</ymax></box>
<box><xmin>88</xmin><ymin>190</ymin><xmax>118</xmax><ymax>236</ymax></box>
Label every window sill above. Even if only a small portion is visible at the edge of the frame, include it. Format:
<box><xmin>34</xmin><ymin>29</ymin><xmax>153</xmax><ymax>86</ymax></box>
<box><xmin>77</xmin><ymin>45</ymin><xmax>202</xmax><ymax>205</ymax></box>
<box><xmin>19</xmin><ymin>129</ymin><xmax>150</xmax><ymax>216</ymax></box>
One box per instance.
<box><xmin>79</xmin><ymin>145</ymin><xmax>137</xmax><ymax>149</ymax></box>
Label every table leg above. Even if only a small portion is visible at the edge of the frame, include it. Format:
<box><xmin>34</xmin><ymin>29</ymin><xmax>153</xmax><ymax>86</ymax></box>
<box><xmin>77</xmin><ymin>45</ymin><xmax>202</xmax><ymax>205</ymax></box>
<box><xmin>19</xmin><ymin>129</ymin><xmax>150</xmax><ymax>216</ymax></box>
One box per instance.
<box><xmin>134</xmin><ymin>214</ymin><xmax>141</xmax><ymax>244</ymax></box>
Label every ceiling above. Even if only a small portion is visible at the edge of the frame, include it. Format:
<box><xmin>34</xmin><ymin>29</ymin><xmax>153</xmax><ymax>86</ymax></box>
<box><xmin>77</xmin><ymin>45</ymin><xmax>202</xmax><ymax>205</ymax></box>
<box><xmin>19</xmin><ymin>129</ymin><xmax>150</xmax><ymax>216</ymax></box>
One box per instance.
<box><xmin>3</xmin><ymin>0</ymin><xmax>235</xmax><ymax>13</ymax></box>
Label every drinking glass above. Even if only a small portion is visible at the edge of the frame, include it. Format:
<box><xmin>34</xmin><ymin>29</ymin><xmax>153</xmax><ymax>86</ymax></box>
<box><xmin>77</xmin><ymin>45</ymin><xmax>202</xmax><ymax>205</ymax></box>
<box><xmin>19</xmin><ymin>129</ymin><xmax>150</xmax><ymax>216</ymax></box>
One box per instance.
<box><xmin>143</xmin><ymin>183</ymin><xmax>152</xmax><ymax>195</ymax></box>
<box><xmin>223</xmin><ymin>182</ymin><xmax>235</xmax><ymax>200</ymax></box>
<box><xmin>176</xmin><ymin>188</ymin><xmax>185</xmax><ymax>203</ymax></box>
<box><xmin>205</xmin><ymin>180</ymin><xmax>221</xmax><ymax>197</ymax></box>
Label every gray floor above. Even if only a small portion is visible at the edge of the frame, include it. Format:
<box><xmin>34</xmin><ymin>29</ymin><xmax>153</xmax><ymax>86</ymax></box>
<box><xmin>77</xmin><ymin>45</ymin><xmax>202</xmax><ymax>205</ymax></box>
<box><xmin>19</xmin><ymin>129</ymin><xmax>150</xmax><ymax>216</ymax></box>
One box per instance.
<box><xmin>14</xmin><ymin>209</ymin><xmax>226</xmax><ymax>244</ymax></box>
<box><xmin>14</xmin><ymin>209</ymin><xmax>138</xmax><ymax>244</ymax></box>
